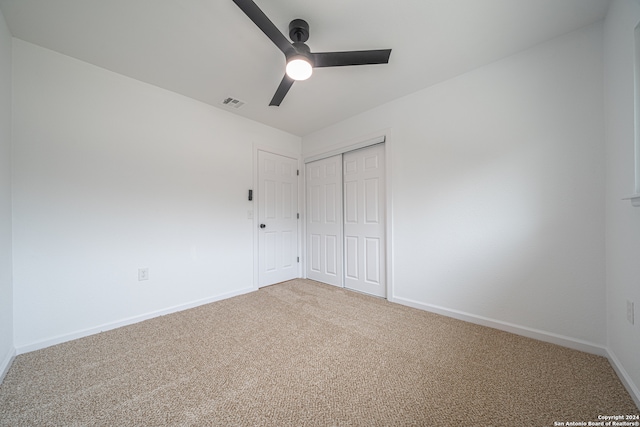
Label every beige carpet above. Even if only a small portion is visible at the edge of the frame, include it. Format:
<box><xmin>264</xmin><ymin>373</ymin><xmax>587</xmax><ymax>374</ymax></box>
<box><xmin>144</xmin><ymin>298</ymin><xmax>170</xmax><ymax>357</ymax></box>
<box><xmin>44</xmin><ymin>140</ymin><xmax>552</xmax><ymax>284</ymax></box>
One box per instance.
<box><xmin>0</xmin><ymin>279</ymin><xmax>637</xmax><ymax>426</ymax></box>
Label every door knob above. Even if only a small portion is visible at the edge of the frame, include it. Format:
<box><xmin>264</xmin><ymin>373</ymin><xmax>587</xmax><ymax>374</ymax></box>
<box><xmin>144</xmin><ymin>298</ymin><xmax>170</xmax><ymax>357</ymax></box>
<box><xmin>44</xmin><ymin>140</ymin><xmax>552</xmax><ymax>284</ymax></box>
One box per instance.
<box><xmin>260</xmin><ymin>224</ymin><xmax>266</xmax><ymax>228</ymax></box>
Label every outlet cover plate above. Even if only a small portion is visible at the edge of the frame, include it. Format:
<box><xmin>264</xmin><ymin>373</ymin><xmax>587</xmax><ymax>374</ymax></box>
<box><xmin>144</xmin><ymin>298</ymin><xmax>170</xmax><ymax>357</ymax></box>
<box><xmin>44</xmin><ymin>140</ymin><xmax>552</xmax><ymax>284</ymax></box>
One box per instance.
<box><xmin>138</xmin><ymin>268</ymin><xmax>149</xmax><ymax>281</ymax></box>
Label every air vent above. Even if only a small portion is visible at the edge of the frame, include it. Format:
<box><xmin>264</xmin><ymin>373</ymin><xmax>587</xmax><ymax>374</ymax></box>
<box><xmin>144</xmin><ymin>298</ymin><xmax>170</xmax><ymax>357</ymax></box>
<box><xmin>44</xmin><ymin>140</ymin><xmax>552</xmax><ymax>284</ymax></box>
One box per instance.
<box><xmin>221</xmin><ymin>97</ymin><xmax>246</xmax><ymax>109</ymax></box>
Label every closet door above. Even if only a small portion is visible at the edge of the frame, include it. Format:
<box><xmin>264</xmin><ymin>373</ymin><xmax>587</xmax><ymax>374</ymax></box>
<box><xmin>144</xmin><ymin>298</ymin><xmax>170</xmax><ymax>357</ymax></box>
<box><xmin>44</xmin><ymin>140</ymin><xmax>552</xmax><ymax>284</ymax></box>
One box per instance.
<box><xmin>306</xmin><ymin>155</ymin><xmax>343</xmax><ymax>287</ymax></box>
<box><xmin>343</xmin><ymin>144</ymin><xmax>386</xmax><ymax>297</ymax></box>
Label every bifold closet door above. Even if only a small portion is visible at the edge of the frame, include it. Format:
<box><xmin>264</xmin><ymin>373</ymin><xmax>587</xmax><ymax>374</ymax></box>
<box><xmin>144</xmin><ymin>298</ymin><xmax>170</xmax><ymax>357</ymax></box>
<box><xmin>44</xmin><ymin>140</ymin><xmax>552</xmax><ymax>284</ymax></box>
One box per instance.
<box><xmin>306</xmin><ymin>155</ymin><xmax>343</xmax><ymax>287</ymax></box>
<box><xmin>343</xmin><ymin>144</ymin><xmax>386</xmax><ymax>297</ymax></box>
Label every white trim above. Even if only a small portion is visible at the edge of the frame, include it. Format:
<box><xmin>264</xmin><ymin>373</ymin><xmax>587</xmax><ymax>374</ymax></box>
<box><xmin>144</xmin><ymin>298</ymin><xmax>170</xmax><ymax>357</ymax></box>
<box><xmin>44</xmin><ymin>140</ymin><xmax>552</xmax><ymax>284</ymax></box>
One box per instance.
<box><xmin>634</xmin><ymin>22</ymin><xmax>640</xmax><ymax>194</ymax></box>
<box><xmin>304</xmin><ymin>135</ymin><xmax>385</xmax><ymax>164</ymax></box>
<box><xmin>384</xmin><ymin>130</ymin><xmax>394</xmax><ymax>301</ymax></box>
<box><xmin>607</xmin><ymin>349</ymin><xmax>640</xmax><ymax>409</ymax></box>
<box><xmin>252</xmin><ymin>144</ymin><xmax>303</xmax><ymax>289</ymax></box>
<box><xmin>391</xmin><ymin>295</ymin><xmax>608</xmax><ymax>356</ymax></box>
<box><xmin>16</xmin><ymin>287</ymin><xmax>254</xmax><ymax>355</ymax></box>
<box><xmin>254</xmin><ymin>144</ymin><xmax>300</xmax><ymax>163</ymax></box>
<box><xmin>299</xmin><ymin>163</ymin><xmax>307</xmax><ymax>278</ymax></box>
<box><xmin>0</xmin><ymin>347</ymin><xmax>16</xmax><ymax>384</ymax></box>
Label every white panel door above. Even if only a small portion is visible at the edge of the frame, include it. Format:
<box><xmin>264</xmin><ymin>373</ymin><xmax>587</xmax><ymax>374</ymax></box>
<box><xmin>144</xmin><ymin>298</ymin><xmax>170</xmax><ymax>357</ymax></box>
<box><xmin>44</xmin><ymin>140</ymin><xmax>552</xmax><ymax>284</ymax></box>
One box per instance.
<box><xmin>306</xmin><ymin>155</ymin><xmax>343</xmax><ymax>287</ymax></box>
<box><xmin>343</xmin><ymin>144</ymin><xmax>385</xmax><ymax>297</ymax></box>
<box><xmin>258</xmin><ymin>151</ymin><xmax>298</xmax><ymax>287</ymax></box>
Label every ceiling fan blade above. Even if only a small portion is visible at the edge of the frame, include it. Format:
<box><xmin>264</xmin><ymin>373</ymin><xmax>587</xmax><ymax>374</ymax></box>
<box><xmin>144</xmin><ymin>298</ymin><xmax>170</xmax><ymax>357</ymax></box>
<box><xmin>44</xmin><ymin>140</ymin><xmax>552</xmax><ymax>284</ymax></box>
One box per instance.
<box><xmin>232</xmin><ymin>0</ymin><xmax>293</xmax><ymax>55</ymax></box>
<box><xmin>312</xmin><ymin>49</ymin><xmax>392</xmax><ymax>68</ymax></box>
<box><xmin>269</xmin><ymin>74</ymin><xmax>295</xmax><ymax>106</ymax></box>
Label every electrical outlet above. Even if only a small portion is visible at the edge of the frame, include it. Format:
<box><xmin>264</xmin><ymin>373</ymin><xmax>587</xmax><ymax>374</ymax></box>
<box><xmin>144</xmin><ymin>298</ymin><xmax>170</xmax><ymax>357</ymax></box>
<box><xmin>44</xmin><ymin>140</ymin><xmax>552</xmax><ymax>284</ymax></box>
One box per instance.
<box><xmin>627</xmin><ymin>300</ymin><xmax>635</xmax><ymax>325</ymax></box>
<box><xmin>138</xmin><ymin>268</ymin><xmax>149</xmax><ymax>281</ymax></box>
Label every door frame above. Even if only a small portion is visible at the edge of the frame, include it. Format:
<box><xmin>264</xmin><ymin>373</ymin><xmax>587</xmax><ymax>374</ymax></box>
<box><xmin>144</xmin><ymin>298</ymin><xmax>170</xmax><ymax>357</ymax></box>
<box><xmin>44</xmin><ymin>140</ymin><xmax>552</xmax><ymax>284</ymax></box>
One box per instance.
<box><xmin>253</xmin><ymin>144</ymin><xmax>302</xmax><ymax>290</ymax></box>
<box><xmin>302</xmin><ymin>129</ymin><xmax>394</xmax><ymax>300</ymax></box>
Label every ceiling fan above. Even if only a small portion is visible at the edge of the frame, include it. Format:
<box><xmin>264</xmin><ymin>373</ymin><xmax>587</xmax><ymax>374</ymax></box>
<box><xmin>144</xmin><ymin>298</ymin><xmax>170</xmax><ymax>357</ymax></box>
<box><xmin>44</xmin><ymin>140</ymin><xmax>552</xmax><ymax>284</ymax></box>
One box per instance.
<box><xmin>232</xmin><ymin>0</ymin><xmax>392</xmax><ymax>106</ymax></box>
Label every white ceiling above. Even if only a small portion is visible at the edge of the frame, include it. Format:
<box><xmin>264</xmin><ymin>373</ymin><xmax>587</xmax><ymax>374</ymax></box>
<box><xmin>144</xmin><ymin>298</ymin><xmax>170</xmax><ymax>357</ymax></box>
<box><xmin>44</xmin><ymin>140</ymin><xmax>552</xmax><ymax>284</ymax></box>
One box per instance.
<box><xmin>0</xmin><ymin>0</ymin><xmax>611</xmax><ymax>136</ymax></box>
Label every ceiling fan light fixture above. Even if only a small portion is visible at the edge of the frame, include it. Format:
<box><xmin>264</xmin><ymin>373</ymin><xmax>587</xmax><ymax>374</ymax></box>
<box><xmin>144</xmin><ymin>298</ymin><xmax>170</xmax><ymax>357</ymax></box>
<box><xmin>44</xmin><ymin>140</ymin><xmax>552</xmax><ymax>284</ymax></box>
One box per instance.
<box><xmin>286</xmin><ymin>55</ymin><xmax>313</xmax><ymax>81</ymax></box>
<box><xmin>232</xmin><ymin>0</ymin><xmax>392</xmax><ymax>105</ymax></box>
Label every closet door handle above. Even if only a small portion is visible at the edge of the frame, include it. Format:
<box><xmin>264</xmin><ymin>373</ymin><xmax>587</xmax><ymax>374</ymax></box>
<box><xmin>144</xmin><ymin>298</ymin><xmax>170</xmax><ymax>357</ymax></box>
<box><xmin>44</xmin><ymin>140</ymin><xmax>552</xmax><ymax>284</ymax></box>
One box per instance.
<box><xmin>260</xmin><ymin>224</ymin><xmax>266</xmax><ymax>229</ymax></box>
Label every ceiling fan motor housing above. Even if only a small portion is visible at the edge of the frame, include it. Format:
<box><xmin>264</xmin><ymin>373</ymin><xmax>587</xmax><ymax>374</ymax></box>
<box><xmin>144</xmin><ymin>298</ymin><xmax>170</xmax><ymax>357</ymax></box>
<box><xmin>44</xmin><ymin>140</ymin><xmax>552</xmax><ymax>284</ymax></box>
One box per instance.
<box><xmin>287</xmin><ymin>20</ymin><xmax>313</xmax><ymax>67</ymax></box>
<box><xmin>288</xmin><ymin>41</ymin><xmax>314</xmax><ymax>67</ymax></box>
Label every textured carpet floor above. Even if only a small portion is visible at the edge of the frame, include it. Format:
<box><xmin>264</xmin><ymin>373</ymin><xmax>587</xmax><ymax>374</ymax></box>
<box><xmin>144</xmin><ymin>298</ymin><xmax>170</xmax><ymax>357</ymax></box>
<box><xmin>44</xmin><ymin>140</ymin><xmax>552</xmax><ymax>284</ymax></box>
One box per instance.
<box><xmin>0</xmin><ymin>279</ymin><xmax>637</xmax><ymax>426</ymax></box>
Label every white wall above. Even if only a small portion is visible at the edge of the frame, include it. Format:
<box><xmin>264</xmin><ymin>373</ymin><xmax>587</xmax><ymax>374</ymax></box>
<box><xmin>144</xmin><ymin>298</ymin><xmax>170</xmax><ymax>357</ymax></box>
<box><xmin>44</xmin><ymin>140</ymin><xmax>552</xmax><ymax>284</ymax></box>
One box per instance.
<box><xmin>304</xmin><ymin>24</ymin><xmax>606</xmax><ymax>349</ymax></box>
<box><xmin>0</xmin><ymin>8</ymin><xmax>14</xmax><ymax>378</ymax></box>
<box><xmin>604</xmin><ymin>0</ymin><xmax>640</xmax><ymax>403</ymax></box>
<box><xmin>11</xmin><ymin>39</ymin><xmax>300</xmax><ymax>351</ymax></box>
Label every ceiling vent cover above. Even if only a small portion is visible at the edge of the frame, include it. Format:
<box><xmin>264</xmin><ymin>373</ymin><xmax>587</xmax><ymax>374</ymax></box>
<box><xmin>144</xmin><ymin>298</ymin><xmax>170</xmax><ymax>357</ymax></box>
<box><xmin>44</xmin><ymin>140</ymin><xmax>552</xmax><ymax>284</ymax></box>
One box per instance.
<box><xmin>222</xmin><ymin>97</ymin><xmax>245</xmax><ymax>109</ymax></box>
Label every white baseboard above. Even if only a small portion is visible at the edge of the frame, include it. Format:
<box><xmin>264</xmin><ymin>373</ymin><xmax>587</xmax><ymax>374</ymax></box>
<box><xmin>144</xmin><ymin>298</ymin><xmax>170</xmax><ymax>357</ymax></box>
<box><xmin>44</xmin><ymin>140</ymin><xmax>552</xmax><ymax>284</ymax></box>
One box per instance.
<box><xmin>607</xmin><ymin>349</ymin><xmax>640</xmax><ymax>410</ymax></box>
<box><xmin>16</xmin><ymin>287</ymin><xmax>255</xmax><ymax>355</ymax></box>
<box><xmin>391</xmin><ymin>295</ymin><xmax>639</xmax><ymax>409</ymax></box>
<box><xmin>0</xmin><ymin>346</ymin><xmax>16</xmax><ymax>384</ymax></box>
<box><xmin>390</xmin><ymin>296</ymin><xmax>608</xmax><ymax>357</ymax></box>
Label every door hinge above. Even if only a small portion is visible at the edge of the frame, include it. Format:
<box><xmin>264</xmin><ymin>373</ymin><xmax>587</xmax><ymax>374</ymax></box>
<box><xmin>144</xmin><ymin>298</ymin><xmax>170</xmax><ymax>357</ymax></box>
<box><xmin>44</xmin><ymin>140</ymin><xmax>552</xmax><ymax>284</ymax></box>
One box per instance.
<box><xmin>297</xmin><ymin>169</ymin><xmax>299</xmax><ymax>176</ymax></box>
<box><xmin>297</xmin><ymin>257</ymin><xmax>300</xmax><ymax>263</ymax></box>
<box><xmin>297</xmin><ymin>213</ymin><xmax>299</xmax><ymax>219</ymax></box>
